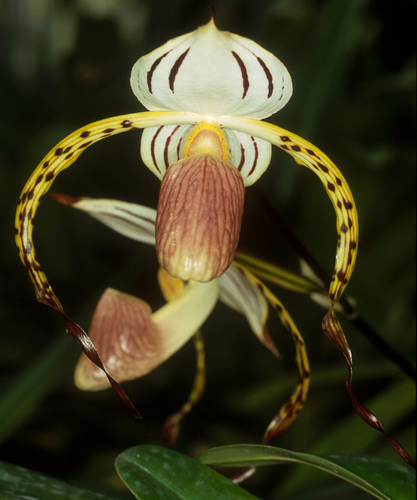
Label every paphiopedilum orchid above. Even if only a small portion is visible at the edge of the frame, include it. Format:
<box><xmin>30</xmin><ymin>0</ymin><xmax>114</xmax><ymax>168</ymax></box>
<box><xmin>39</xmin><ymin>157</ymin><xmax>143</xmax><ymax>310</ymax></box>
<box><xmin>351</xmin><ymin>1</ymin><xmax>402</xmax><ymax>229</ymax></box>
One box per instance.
<box><xmin>17</xmin><ymin>16</ymin><xmax>414</xmax><ymax>466</ymax></box>
<box><xmin>48</xmin><ymin>193</ymin><xmax>310</xmax><ymax>447</ymax></box>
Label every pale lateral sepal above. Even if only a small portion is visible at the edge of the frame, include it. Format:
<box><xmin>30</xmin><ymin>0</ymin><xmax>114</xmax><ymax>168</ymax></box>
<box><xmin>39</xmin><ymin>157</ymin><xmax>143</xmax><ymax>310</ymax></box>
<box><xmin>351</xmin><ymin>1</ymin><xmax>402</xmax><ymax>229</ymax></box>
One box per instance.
<box><xmin>219</xmin><ymin>264</ymin><xmax>277</xmax><ymax>356</ymax></box>
<box><xmin>57</xmin><ymin>196</ymin><xmax>157</xmax><ymax>245</ymax></box>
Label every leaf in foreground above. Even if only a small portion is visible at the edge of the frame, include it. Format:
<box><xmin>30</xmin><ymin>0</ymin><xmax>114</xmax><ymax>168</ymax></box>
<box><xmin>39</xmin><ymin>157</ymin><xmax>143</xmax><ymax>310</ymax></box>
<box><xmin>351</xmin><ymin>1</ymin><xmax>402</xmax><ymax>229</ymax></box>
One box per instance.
<box><xmin>0</xmin><ymin>460</ymin><xmax>117</xmax><ymax>500</ymax></box>
<box><xmin>115</xmin><ymin>445</ymin><xmax>258</xmax><ymax>500</ymax></box>
<box><xmin>198</xmin><ymin>444</ymin><xmax>416</xmax><ymax>500</ymax></box>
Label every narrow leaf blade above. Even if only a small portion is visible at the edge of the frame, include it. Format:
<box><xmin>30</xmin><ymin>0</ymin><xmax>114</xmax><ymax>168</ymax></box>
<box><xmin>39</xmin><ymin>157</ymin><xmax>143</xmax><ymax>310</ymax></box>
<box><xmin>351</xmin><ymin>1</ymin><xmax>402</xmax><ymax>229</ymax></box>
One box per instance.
<box><xmin>198</xmin><ymin>445</ymin><xmax>416</xmax><ymax>500</ymax></box>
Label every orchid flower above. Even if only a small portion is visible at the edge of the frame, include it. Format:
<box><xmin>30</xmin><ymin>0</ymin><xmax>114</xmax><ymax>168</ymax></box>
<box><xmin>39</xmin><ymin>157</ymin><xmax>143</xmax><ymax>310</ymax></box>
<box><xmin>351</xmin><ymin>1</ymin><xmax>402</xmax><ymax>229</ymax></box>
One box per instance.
<box><xmin>16</xmin><ymin>16</ymin><xmax>386</xmax><ymax>456</ymax></box>
<box><xmin>50</xmin><ymin>194</ymin><xmax>310</xmax><ymax>447</ymax></box>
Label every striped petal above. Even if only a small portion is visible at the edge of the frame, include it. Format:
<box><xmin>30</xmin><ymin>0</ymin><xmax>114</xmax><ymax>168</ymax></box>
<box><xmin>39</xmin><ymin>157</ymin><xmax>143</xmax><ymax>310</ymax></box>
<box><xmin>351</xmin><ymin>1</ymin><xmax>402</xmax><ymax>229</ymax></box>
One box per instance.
<box><xmin>140</xmin><ymin>124</ymin><xmax>193</xmax><ymax>180</ymax></box>
<box><xmin>130</xmin><ymin>18</ymin><xmax>292</xmax><ymax>119</ymax></box>
<box><xmin>140</xmin><ymin>124</ymin><xmax>272</xmax><ymax>186</ymax></box>
<box><xmin>75</xmin><ymin>279</ymin><xmax>219</xmax><ymax>390</ymax></box>
<box><xmin>50</xmin><ymin>194</ymin><xmax>157</xmax><ymax>245</ymax></box>
<box><xmin>225</xmin><ymin>129</ymin><xmax>272</xmax><ymax>186</ymax></box>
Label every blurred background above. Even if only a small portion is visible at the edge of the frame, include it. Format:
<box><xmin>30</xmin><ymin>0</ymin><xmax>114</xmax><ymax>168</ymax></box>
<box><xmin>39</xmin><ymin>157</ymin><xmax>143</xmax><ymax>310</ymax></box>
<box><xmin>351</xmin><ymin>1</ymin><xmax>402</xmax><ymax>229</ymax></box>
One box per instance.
<box><xmin>0</xmin><ymin>0</ymin><xmax>415</xmax><ymax>498</ymax></box>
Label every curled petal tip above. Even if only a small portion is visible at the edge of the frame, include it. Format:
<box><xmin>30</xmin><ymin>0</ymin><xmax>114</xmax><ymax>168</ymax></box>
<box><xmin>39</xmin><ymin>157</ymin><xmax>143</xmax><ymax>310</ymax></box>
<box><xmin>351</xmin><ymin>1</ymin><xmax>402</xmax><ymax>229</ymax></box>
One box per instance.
<box><xmin>156</xmin><ymin>154</ymin><xmax>245</xmax><ymax>282</ymax></box>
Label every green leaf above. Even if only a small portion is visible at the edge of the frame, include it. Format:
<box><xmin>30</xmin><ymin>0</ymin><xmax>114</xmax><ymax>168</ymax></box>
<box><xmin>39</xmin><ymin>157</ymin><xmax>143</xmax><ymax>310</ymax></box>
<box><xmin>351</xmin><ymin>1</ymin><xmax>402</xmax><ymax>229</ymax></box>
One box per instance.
<box><xmin>0</xmin><ymin>335</ymin><xmax>76</xmax><ymax>443</ymax></box>
<box><xmin>0</xmin><ymin>460</ymin><xmax>118</xmax><ymax>500</ymax></box>
<box><xmin>115</xmin><ymin>445</ymin><xmax>258</xmax><ymax>500</ymax></box>
<box><xmin>198</xmin><ymin>445</ymin><xmax>416</xmax><ymax>500</ymax></box>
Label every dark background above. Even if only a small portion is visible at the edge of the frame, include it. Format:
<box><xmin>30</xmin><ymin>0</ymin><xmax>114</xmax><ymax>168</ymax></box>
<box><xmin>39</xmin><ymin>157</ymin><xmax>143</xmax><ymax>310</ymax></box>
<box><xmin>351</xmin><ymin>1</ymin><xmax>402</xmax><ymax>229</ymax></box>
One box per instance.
<box><xmin>0</xmin><ymin>0</ymin><xmax>415</xmax><ymax>498</ymax></box>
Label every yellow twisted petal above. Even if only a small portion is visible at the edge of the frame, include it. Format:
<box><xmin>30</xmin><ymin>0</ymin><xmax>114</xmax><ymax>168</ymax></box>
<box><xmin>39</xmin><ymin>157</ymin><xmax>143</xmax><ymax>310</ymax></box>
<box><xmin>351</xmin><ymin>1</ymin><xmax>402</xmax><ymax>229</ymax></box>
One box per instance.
<box><xmin>233</xmin><ymin>263</ymin><xmax>310</xmax><ymax>443</ymax></box>
<box><xmin>15</xmin><ymin>111</ymin><xmax>201</xmax><ymax>310</ymax></box>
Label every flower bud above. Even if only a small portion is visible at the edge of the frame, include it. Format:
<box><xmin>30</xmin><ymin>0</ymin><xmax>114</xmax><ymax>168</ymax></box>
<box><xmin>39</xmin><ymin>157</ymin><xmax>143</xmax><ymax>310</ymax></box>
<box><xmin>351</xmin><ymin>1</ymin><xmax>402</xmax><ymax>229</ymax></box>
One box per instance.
<box><xmin>156</xmin><ymin>154</ymin><xmax>244</xmax><ymax>282</ymax></box>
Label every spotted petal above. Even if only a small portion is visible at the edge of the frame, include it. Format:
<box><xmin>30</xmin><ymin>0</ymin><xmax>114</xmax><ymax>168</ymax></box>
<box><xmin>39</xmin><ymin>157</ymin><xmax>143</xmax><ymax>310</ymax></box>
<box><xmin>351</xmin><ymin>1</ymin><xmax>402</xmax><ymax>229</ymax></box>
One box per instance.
<box><xmin>75</xmin><ymin>279</ymin><xmax>219</xmax><ymax>390</ymax></box>
<box><xmin>130</xmin><ymin>18</ymin><xmax>292</xmax><ymax>119</ymax></box>
<box><xmin>220</xmin><ymin>116</ymin><xmax>359</xmax><ymax>304</ymax></box>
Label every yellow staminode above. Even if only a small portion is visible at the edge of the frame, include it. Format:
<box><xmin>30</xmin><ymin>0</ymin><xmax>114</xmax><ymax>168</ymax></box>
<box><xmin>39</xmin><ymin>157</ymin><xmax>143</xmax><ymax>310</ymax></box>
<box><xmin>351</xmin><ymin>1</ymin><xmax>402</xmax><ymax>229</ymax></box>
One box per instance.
<box><xmin>182</xmin><ymin>121</ymin><xmax>231</xmax><ymax>162</ymax></box>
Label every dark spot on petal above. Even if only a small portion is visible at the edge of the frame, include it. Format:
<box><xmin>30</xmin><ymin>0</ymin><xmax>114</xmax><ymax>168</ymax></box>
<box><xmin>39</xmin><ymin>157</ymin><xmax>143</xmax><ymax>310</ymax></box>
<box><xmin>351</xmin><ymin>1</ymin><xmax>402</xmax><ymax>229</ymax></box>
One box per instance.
<box><xmin>291</xmin><ymin>145</ymin><xmax>301</xmax><ymax>152</ymax></box>
<box><xmin>317</xmin><ymin>162</ymin><xmax>329</xmax><ymax>173</ymax></box>
<box><xmin>122</xmin><ymin>120</ymin><xmax>133</xmax><ymax>128</ymax></box>
<box><xmin>327</xmin><ymin>181</ymin><xmax>335</xmax><ymax>191</ymax></box>
<box><xmin>55</xmin><ymin>148</ymin><xmax>63</xmax><ymax>156</ymax></box>
<box><xmin>337</xmin><ymin>270</ymin><xmax>345</xmax><ymax>280</ymax></box>
<box><xmin>280</xmin><ymin>136</ymin><xmax>290</xmax><ymax>142</ymax></box>
<box><xmin>45</xmin><ymin>172</ymin><xmax>54</xmax><ymax>182</ymax></box>
<box><xmin>80</xmin><ymin>131</ymin><xmax>91</xmax><ymax>138</ymax></box>
<box><xmin>340</xmin><ymin>223</ymin><xmax>348</xmax><ymax>233</ymax></box>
